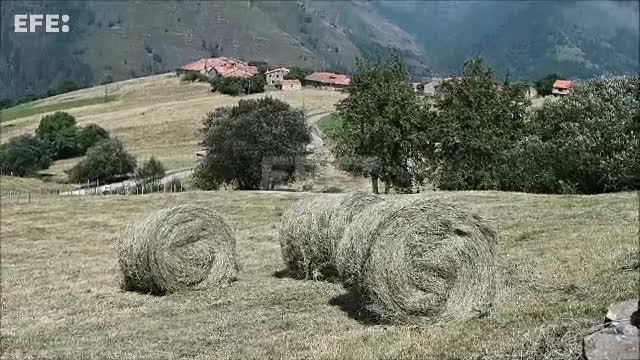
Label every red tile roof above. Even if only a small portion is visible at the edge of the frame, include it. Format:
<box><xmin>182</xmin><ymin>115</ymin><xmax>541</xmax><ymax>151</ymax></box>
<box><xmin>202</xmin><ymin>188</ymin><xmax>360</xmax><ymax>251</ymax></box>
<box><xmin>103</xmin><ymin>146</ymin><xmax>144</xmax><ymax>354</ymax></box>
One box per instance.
<box><xmin>180</xmin><ymin>57</ymin><xmax>259</xmax><ymax>78</ymax></box>
<box><xmin>305</xmin><ymin>72</ymin><xmax>351</xmax><ymax>86</ymax></box>
<box><xmin>553</xmin><ymin>80</ymin><xmax>574</xmax><ymax>90</ymax></box>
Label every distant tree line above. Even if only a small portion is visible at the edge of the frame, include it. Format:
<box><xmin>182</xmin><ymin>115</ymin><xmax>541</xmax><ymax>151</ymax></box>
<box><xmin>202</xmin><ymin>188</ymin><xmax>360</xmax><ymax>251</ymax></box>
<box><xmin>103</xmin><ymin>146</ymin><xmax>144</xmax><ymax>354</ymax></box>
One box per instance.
<box><xmin>0</xmin><ymin>111</ymin><xmax>171</xmax><ymax>187</ymax></box>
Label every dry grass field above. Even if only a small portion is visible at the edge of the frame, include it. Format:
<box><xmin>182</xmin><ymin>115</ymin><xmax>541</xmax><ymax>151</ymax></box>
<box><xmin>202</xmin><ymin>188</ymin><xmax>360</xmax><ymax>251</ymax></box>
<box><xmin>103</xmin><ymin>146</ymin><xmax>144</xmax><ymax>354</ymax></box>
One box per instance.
<box><xmin>1</xmin><ymin>189</ymin><xmax>637</xmax><ymax>359</ymax></box>
<box><xmin>0</xmin><ymin>73</ymin><xmax>346</xmax><ymax>176</ymax></box>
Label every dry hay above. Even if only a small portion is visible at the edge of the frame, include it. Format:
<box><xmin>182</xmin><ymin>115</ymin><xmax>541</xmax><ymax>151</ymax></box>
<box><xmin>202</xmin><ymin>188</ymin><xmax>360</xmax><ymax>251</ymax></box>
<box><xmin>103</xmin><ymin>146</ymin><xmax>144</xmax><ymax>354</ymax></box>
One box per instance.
<box><xmin>336</xmin><ymin>197</ymin><xmax>499</xmax><ymax>323</ymax></box>
<box><xmin>118</xmin><ymin>204</ymin><xmax>238</xmax><ymax>294</ymax></box>
<box><xmin>278</xmin><ymin>191</ymin><xmax>383</xmax><ymax>280</ymax></box>
<box><xmin>480</xmin><ymin>318</ymin><xmax>600</xmax><ymax>360</ymax></box>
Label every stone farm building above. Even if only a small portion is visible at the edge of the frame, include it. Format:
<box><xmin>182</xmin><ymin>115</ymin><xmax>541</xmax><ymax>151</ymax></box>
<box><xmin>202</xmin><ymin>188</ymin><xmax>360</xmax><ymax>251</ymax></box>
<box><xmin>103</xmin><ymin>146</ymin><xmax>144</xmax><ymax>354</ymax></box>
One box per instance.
<box><xmin>303</xmin><ymin>72</ymin><xmax>351</xmax><ymax>90</ymax></box>
<box><xmin>265</xmin><ymin>68</ymin><xmax>290</xmax><ymax>86</ymax></box>
<box><xmin>552</xmin><ymin>80</ymin><xmax>574</xmax><ymax>96</ymax></box>
<box><xmin>276</xmin><ymin>79</ymin><xmax>302</xmax><ymax>91</ymax></box>
<box><xmin>178</xmin><ymin>57</ymin><xmax>259</xmax><ymax>78</ymax></box>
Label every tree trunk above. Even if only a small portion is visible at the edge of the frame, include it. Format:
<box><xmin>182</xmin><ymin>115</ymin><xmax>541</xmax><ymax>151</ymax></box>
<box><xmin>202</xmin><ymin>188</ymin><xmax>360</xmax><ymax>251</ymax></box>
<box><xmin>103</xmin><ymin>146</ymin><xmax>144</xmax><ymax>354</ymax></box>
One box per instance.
<box><xmin>371</xmin><ymin>175</ymin><xmax>379</xmax><ymax>194</ymax></box>
<box><xmin>384</xmin><ymin>181</ymin><xmax>390</xmax><ymax>194</ymax></box>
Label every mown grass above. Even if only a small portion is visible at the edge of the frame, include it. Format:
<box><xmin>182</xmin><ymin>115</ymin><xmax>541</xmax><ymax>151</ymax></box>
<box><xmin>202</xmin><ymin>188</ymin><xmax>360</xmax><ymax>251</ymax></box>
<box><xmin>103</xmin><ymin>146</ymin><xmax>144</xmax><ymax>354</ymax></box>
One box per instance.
<box><xmin>0</xmin><ymin>95</ymin><xmax>117</xmax><ymax>123</ymax></box>
<box><xmin>1</xmin><ymin>190</ymin><xmax>636</xmax><ymax>359</ymax></box>
<box><xmin>317</xmin><ymin>113</ymin><xmax>343</xmax><ymax>139</ymax></box>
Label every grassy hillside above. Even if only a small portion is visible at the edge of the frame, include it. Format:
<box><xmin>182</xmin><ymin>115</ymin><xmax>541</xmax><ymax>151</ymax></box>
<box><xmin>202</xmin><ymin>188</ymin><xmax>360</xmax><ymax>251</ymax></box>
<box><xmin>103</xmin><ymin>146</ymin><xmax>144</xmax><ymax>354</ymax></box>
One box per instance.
<box><xmin>1</xmin><ymin>190</ymin><xmax>636</xmax><ymax>358</ymax></box>
<box><xmin>0</xmin><ymin>73</ymin><xmax>346</xmax><ymax>179</ymax></box>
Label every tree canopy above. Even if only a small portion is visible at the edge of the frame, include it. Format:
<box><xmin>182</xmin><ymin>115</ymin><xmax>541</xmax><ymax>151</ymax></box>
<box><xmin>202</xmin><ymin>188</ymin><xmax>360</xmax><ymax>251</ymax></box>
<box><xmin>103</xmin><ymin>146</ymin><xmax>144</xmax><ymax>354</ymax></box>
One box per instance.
<box><xmin>194</xmin><ymin>97</ymin><xmax>311</xmax><ymax>190</ymax></box>
<box><xmin>331</xmin><ymin>54</ymin><xmax>421</xmax><ymax>193</ymax></box>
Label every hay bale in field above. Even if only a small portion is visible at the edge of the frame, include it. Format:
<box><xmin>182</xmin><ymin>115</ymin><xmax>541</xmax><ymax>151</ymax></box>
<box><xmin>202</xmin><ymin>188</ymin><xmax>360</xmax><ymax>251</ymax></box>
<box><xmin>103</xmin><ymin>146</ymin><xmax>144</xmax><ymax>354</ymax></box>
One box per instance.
<box><xmin>336</xmin><ymin>197</ymin><xmax>498</xmax><ymax>323</ymax></box>
<box><xmin>118</xmin><ymin>204</ymin><xmax>238</xmax><ymax>294</ymax></box>
<box><xmin>278</xmin><ymin>191</ymin><xmax>383</xmax><ymax>280</ymax></box>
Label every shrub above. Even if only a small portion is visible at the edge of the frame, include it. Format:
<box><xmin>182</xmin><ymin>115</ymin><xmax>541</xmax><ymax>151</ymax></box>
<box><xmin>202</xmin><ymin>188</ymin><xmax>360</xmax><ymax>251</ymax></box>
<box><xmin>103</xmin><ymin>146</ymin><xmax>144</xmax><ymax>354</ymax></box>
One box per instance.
<box><xmin>77</xmin><ymin>124</ymin><xmax>110</xmax><ymax>153</ymax></box>
<box><xmin>518</xmin><ymin>75</ymin><xmax>639</xmax><ymax>193</ymax></box>
<box><xmin>0</xmin><ymin>134</ymin><xmax>51</xmax><ymax>176</ymax></box>
<box><xmin>194</xmin><ymin>97</ymin><xmax>311</xmax><ymax>190</ymax></box>
<box><xmin>136</xmin><ymin>156</ymin><xmax>165</xmax><ymax>182</ymax></box>
<box><xmin>211</xmin><ymin>75</ymin><xmax>265</xmax><ymax>96</ymax></box>
<box><xmin>284</xmin><ymin>67</ymin><xmax>312</xmax><ymax>81</ymax></box>
<box><xmin>181</xmin><ymin>72</ymin><xmax>210</xmax><ymax>83</ymax></box>
<box><xmin>67</xmin><ymin>138</ymin><xmax>136</xmax><ymax>183</ymax></box>
<box><xmin>35</xmin><ymin>111</ymin><xmax>82</xmax><ymax>160</ymax></box>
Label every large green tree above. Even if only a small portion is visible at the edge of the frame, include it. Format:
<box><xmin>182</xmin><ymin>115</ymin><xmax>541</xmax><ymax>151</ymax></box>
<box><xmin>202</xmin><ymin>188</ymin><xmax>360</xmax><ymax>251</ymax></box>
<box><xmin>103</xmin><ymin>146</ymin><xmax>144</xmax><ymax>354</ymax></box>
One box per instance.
<box><xmin>67</xmin><ymin>138</ymin><xmax>136</xmax><ymax>183</ymax></box>
<box><xmin>331</xmin><ymin>55</ymin><xmax>421</xmax><ymax>194</ymax></box>
<box><xmin>419</xmin><ymin>58</ymin><xmax>530</xmax><ymax>190</ymax></box>
<box><xmin>194</xmin><ymin>97</ymin><xmax>311</xmax><ymax>190</ymax></box>
<box><xmin>0</xmin><ymin>134</ymin><xmax>51</xmax><ymax>176</ymax></box>
<box><xmin>35</xmin><ymin>111</ymin><xmax>81</xmax><ymax>159</ymax></box>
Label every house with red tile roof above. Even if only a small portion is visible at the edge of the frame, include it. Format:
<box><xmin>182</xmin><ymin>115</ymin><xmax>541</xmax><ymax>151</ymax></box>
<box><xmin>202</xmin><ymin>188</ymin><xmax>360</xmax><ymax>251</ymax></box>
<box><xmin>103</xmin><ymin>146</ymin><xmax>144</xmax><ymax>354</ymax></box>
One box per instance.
<box><xmin>303</xmin><ymin>72</ymin><xmax>351</xmax><ymax>90</ymax></box>
<box><xmin>552</xmin><ymin>80</ymin><xmax>574</xmax><ymax>96</ymax></box>
<box><xmin>178</xmin><ymin>57</ymin><xmax>259</xmax><ymax>79</ymax></box>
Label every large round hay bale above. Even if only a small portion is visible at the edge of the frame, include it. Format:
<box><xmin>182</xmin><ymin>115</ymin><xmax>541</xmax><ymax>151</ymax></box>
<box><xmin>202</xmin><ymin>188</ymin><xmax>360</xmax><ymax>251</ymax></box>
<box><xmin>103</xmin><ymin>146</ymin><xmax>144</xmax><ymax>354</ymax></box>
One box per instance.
<box><xmin>118</xmin><ymin>204</ymin><xmax>238</xmax><ymax>294</ymax></box>
<box><xmin>336</xmin><ymin>197</ymin><xmax>498</xmax><ymax>323</ymax></box>
<box><xmin>279</xmin><ymin>191</ymin><xmax>383</xmax><ymax>280</ymax></box>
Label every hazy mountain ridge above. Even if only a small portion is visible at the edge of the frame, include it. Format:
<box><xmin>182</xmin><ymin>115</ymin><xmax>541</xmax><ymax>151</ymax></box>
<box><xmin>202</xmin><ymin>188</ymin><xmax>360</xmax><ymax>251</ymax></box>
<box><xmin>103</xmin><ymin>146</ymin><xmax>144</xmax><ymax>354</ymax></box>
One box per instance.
<box><xmin>1</xmin><ymin>0</ymin><xmax>637</xmax><ymax>101</ymax></box>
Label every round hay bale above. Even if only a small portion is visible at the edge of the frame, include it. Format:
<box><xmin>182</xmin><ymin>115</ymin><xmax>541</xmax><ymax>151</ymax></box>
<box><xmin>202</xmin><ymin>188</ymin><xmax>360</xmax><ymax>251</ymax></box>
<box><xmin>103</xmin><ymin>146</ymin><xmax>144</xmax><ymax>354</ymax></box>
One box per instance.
<box><xmin>278</xmin><ymin>191</ymin><xmax>383</xmax><ymax>280</ymax></box>
<box><xmin>118</xmin><ymin>204</ymin><xmax>238</xmax><ymax>294</ymax></box>
<box><xmin>336</xmin><ymin>197</ymin><xmax>498</xmax><ymax>323</ymax></box>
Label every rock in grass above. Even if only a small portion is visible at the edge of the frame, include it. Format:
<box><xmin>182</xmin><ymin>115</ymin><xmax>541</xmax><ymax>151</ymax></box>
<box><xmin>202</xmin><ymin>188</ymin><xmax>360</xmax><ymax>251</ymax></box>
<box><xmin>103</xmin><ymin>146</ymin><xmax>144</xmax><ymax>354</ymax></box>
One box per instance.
<box><xmin>336</xmin><ymin>197</ymin><xmax>499</xmax><ymax>324</ymax></box>
<box><xmin>117</xmin><ymin>204</ymin><xmax>238</xmax><ymax>294</ymax></box>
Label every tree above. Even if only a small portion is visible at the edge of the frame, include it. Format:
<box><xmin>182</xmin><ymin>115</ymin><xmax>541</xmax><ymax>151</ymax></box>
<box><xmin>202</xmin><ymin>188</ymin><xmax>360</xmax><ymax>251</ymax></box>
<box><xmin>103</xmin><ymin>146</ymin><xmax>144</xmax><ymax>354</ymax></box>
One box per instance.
<box><xmin>194</xmin><ymin>97</ymin><xmax>311</xmax><ymax>190</ymax></box>
<box><xmin>67</xmin><ymin>138</ymin><xmax>136</xmax><ymax>183</ymax></box>
<box><xmin>418</xmin><ymin>58</ymin><xmax>530</xmax><ymax>190</ymax></box>
<box><xmin>331</xmin><ymin>54</ymin><xmax>421</xmax><ymax>194</ymax></box>
<box><xmin>137</xmin><ymin>156</ymin><xmax>166</xmax><ymax>182</ymax></box>
<box><xmin>534</xmin><ymin>73</ymin><xmax>562</xmax><ymax>97</ymax></box>
<box><xmin>284</xmin><ymin>67</ymin><xmax>312</xmax><ymax>81</ymax></box>
<box><xmin>35</xmin><ymin>111</ymin><xmax>81</xmax><ymax>159</ymax></box>
<box><xmin>212</xmin><ymin>76</ymin><xmax>265</xmax><ymax>96</ymax></box>
<box><xmin>518</xmin><ymin>75</ymin><xmax>639</xmax><ymax>193</ymax></box>
<box><xmin>77</xmin><ymin>124</ymin><xmax>110</xmax><ymax>153</ymax></box>
<box><xmin>0</xmin><ymin>135</ymin><xmax>51</xmax><ymax>176</ymax></box>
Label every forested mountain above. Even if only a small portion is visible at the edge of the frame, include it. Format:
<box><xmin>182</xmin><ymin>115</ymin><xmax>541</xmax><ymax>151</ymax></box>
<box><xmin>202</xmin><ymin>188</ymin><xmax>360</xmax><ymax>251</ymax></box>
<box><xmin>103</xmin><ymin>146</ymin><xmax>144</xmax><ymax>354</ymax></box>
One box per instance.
<box><xmin>1</xmin><ymin>0</ymin><xmax>637</xmax><ymax>101</ymax></box>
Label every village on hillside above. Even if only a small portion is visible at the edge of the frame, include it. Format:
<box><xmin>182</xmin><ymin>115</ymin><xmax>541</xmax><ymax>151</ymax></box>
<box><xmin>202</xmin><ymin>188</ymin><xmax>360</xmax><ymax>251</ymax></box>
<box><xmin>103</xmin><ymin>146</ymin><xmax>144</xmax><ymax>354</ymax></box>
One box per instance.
<box><xmin>177</xmin><ymin>56</ymin><xmax>577</xmax><ymax>97</ymax></box>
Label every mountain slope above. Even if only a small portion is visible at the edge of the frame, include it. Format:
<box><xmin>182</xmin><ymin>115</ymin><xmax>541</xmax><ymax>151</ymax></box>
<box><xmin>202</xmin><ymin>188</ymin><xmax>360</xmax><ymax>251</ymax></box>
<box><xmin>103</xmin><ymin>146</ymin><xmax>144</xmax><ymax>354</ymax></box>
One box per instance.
<box><xmin>0</xmin><ymin>0</ymin><xmax>425</xmax><ymax>102</ymax></box>
<box><xmin>376</xmin><ymin>0</ymin><xmax>639</xmax><ymax>79</ymax></box>
<box><xmin>1</xmin><ymin>0</ymin><xmax>638</xmax><ymax>102</ymax></box>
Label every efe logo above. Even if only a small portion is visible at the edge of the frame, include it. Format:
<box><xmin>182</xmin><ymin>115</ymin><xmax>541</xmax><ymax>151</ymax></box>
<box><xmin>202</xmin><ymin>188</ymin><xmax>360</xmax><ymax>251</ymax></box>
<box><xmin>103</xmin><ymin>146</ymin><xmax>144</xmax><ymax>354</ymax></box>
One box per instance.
<box><xmin>14</xmin><ymin>14</ymin><xmax>70</xmax><ymax>33</ymax></box>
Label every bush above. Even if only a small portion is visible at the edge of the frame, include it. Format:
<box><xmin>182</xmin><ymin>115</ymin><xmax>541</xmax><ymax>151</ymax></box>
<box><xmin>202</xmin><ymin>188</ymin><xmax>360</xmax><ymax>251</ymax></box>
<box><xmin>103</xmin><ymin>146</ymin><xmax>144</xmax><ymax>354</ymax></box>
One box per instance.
<box><xmin>35</xmin><ymin>111</ymin><xmax>82</xmax><ymax>160</ymax></box>
<box><xmin>517</xmin><ymin>75</ymin><xmax>639</xmax><ymax>193</ymax></box>
<box><xmin>194</xmin><ymin>97</ymin><xmax>311</xmax><ymax>190</ymax></box>
<box><xmin>211</xmin><ymin>75</ymin><xmax>265</xmax><ymax>96</ymax></box>
<box><xmin>67</xmin><ymin>138</ymin><xmax>136</xmax><ymax>183</ymax></box>
<box><xmin>136</xmin><ymin>156</ymin><xmax>165</xmax><ymax>182</ymax></box>
<box><xmin>0</xmin><ymin>135</ymin><xmax>51</xmax><ymax>176</ymax></box>
<box><xmin>284</xmin><ymin>67</ymin><xmax>312</xmax><ymax>81</ymax></box>
<box><xmin>181</xmin><ymin>72</ymin><xmax>210</xmax><ymax>83</ymax></box>
<box><xmin>77</xmin><ymin>124</ymin><xmax>110</xmax><ymax>153</ymax></box>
